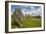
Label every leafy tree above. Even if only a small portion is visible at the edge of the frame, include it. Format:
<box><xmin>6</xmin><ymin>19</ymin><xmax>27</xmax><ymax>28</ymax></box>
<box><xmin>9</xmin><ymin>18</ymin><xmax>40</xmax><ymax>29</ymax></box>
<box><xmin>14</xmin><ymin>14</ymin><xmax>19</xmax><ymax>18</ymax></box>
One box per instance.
<box><xmin>12</xmin><ymin>8</ymin><xmax>23</xmax><ymax>28</ymax></box>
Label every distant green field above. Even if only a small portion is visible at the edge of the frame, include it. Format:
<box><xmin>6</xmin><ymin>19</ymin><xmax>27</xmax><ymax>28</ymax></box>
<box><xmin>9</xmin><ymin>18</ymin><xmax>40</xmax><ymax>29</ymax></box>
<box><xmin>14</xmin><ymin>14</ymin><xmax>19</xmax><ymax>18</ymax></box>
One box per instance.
<box><xmin>22</xmin><ymin>17</ymin><xmax>41</xmax><ymax>28</ymax></box>
<box><xmin>11</xmin><ymin>16</ymin><xmax>41</xmax><ymax>28</ymax></box>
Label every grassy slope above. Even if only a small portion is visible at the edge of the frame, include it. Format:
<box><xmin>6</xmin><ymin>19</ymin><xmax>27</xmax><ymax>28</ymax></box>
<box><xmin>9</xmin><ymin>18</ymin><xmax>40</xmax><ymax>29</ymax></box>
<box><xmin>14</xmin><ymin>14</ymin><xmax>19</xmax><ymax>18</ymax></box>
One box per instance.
<box><xmin>22</xmin><ymin>17</ymin><xmax>41</xmax><ymax>28</ymax></box>
<box><xmin>11</xmin><ymin>16</ymin><xmax>41</xmax><ymax>28</ymax></box>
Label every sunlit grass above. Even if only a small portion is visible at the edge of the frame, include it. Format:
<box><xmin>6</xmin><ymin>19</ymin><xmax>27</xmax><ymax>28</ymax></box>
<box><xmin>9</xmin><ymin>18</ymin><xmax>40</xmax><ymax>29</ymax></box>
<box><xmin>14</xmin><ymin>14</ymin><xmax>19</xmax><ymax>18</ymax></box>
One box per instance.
<box><xmin>11</xmin><ymin>16</ymin><xmax>41</xmax><ymax>28</ymax></box>
<box><xmin>22</xmin><ymin>17</ymin><xmax>41</xmax><ymax>28</ymax></box>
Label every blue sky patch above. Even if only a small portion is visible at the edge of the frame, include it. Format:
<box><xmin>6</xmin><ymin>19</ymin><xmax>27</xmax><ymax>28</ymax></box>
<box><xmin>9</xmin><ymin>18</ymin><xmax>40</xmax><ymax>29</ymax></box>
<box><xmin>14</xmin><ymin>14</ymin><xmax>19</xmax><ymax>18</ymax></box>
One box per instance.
<box><xmin>11</xmin><ymin>5</ymin><xmax>41</xmax><ymax>16</ymax></box>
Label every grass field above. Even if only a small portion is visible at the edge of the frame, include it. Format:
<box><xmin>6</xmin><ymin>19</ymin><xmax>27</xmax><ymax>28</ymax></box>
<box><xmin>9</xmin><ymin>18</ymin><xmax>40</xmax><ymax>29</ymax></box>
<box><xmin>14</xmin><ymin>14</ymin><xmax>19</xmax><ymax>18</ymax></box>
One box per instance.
<box><xmin>22</xmin><ymin>17</ymin><xmax>41</xmax><ymax>28</ymax></box>
<box><xmin>11</xmin><ymin>16</ymin><xmax>41</xmax><ymax>28</ymax></box>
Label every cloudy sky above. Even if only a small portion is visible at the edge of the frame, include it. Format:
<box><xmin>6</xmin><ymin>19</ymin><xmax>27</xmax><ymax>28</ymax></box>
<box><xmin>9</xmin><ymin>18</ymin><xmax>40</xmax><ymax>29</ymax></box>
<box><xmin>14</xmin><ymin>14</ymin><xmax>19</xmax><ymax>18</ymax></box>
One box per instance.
<box><xmin>11</xmin><ymin>5</ymin><xmax>42</xmax><ymax>16</ymax></box>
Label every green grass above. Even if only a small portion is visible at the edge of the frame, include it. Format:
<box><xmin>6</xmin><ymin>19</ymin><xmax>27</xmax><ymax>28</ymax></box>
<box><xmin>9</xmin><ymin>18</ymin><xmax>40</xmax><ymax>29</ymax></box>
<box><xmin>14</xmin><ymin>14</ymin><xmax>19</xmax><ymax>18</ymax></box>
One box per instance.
<box><xmin>11</xmin><ymin>16</ymin><xmax>41</xmax><ymax>28</ymax></box>
<box><xmin>22</xmin><ymin>17</ymin><xmax>41</xmax><ymax>28</ymax></box>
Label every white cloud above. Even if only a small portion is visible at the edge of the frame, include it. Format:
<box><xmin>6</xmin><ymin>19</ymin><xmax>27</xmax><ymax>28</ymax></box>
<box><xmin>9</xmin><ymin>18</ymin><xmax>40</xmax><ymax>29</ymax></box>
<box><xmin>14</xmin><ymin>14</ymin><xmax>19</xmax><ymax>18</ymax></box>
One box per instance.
<box><xmin>30</xmin><ymin>6</ymin><xmax>35</xmax><ymax>10</ymax></box>
<box><xmin>31</xmin><ymin>7</ymin><xmax>42</xmax><ymax>16</ymax></box>
<box><xmin>21</xmin><ymin>9</ymin><xmax>32</xmax><ymax>16</ymax></box>
<box><xmin>21</xmin><ymin>6</ymin><xmax>42</xmax><ymax>16</ymax></box>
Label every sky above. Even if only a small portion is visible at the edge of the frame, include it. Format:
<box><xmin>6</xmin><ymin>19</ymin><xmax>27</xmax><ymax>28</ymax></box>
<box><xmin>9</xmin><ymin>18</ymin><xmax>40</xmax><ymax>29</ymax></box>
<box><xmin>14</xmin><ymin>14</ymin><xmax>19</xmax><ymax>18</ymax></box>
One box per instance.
<box><xmin>11</xmin><ymin>5</ymin><xmax>42</xmax><ymax>16</ymax></box>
